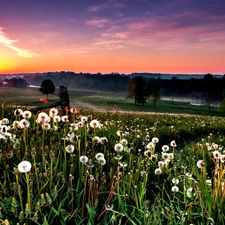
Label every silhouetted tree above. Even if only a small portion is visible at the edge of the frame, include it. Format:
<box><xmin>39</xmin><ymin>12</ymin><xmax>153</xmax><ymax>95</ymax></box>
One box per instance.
<box><xmin>39</xmin><ymin>79</ymin><xmax>55</xmax><ymax>100</ymax></box>
<box><xmin>148</xmin><ymin>82</ymin><xmax>161</xmax><ymax>107</ymax></box>
<box><xmin>201</xmin><ymin>74</ymin><xmax>216</xmax><ymax>113</ymax></box>
<box><xmin>126</xmin><ymin>77</ymin><xmax>149</xmax><ymax>105</ymax></box>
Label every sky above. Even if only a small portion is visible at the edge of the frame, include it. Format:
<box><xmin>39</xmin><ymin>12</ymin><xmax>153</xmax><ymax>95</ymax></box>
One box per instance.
<box><xmin>0</xmin><ymin>0</ymin><xmax>225</xmax><ymax>75</ymax></box>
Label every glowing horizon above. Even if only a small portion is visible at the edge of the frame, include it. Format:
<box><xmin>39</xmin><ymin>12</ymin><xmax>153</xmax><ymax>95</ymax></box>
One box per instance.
<box><xmin>0</xmin><ymin>0</ymin><xmax>225</xmax><ymax>75</ymax></box>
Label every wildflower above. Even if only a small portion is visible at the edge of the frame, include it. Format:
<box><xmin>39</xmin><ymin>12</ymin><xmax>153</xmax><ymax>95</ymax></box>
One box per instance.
<box><xmin>65</xmin><ymin>145</ymin><xmax>75</xmax><ymax>153</ymax></box>
<box><xmin>187</xmin><ymin>187</ymin><xmax>194</xmax><ymax>198</ymax></box>
<box><xmin>120</xmin><ymin>139</ymin><xmax>128</xmax><ymax>145</ymax></box>
<box><xmin>95</xmin><ymin>153</ymin><xmax>104</xmax><ymax>160</ymax></box>
<box><xmin>162</xmin><ymin>153</ymin><xmax>169</xmax><ymax>160</ymax></box>
<box><xmin>42</xmin><ymin>123</ymin><xmax>51</xmax><ymax>130</ymax></box>
<box><xmin>2</xmin><ymin>118</ymin><xmax>9</xmax><ymax>124</ymax></box>
<box><xmin>164</xmin><ymin>159</ymin><xmax>171</xmax><ymax>166</ymax></box>
<box><xmin>77</xmin><ymin>121</ymin><xmax>83</xmax><ymax>127</ymax></box>
<box><xmin>114</xmin><ymin>143</ymin><xmax>124</xmax><ymax>152</ymax></box>
<box><xmin>0</xmin><ymin>125</ymin><xmax>9</xmax><ymax>133</ymax></box>
<box><xmin>22</xmin><ymin>111</ymin><xmax>32</xmax><ymax>119</ymax></box>
<box><xmin>168</xmin><ymin>153</ymin><xmax>174</xmax><ymax>160</ymax></box>
<box><xmin>144</xmin><ymin>150</ymin><xmax>150</xmax><ymax>156</ymax></box>
<box><xmin>220</xmin><ymin>154</ymin><xmax>225</xmax><ymax>163</ymax></box>
<box><xmin>172</xmin><ymin>186</ymin><xmax>179</xmax><ymax>192</ymax></box>
<box><xmin>19</xmin><ymin>119</ymin><xmax>30</xmax><ymax>128</ymax></box>
<box><xmin>90</xmin><ymin>119</ymin><xmax>100</xmax><ymax>128</ymax></box>
<box><xmin>70</xmin><ymin>108</ymin><xmax>78</xmax><ymax>114</ymax></box>
<box><xmin>212</xmin><ymin>150</ymin><xmax>221</xmax><ymax>160</ymax></box>
<box><xmin>37</xmin><ymin>112</ymin><xmax>50</xmax><ymax>123</ymax></box>
<box><xmin>197</xmin><ymin>160</ymin><xmax>204</xmax><ymax>169</ymax></box>
<box><xmin>146</xmin><ymin>142</ymin><xmax>154</xmax><ymax>149</ymax></box>
<box><xmin>100</xmin><ymin>137</ymin><xmax>108</xmax><ymax>144</ymax></box>
<box><xmin>170</xmin><ymin>140</ymin><xmax>177</xmax><ymax>147</ymax></box>
<box><xmin>14</xmin><ymin>108</ymin><xmax>23</xmax><ymax>116</ymax></box>
<box><xmin>69</xmin><ymin>133</ymin><xmax>78</xmax><ymax>142</ymax></box>
<box><xmin>162</xmin><ymin>145</ymin><xmax>169</xmax><ymax>152</ymax></box>
<box><xmin>53</xmin><ymin>115</ymin><xmax>61</xmax><ymax>123</ymax></box>
<box><xmin>81</xmin><ymin>116</ymin><xmax>88</xmax><ymax>124</ymax></box>
<box><xmin>158</xmin><ymin>161</ymin><xmax>165</xmax><ymax>168</ymax></box>
<box><xmin>12</xmin><ymin>121</ymin><xmax>20</xmax><ymax>128</ymax></box>
<box><xmin>152</xmin><ymin>137</ymin><xmax>159</xmax><ymax>144</ymax></box>
<box><xmin>119</xmin><ymin>162</ymin><xmax>128</xmax><ymax>168</ymax></box>
<box><xmin>172</xmin><ymin>178</ymin><xmax>179</xmax><ymax>184</ymax></box>
<box><xmin>80</xmin><ymin>155</ymin><xmax>88</xmax><ymax>164</ymax></box>
<box><xmin>62</xmin><ymin>115</ymin><xmax>69</xmax><ymax>122</ymax></box>
<box><xmin>49</xmin><ymin>108</ymin><xmax>58</xmax><ymax>118</ymax></box>
<box><xmin>206</xmin><ymin>179</ymin><xmax>212</xmax><ymax>186</ymax></box>
<box><xmin>18</xmin><ymin>160</ymin><xmax>32</xmax><ymax>173</ymax></box>
<box><xmin>98</xmin><ymin>157</ymin><xmax>106</xmax><ymax>165</ymax></box>
<box><xmin>116</xmin><ymin>130</ymin><xmax>123</xmax><ymax>137</ymax></box>
<box><xmin>92</xmin><ymin>136</ymin><xmax>101</xmax><ymax>143</ymax></box>
<box><xmin>154</xmin><ymin>168</ymin><xmax>162</xmax><ymax>175</ymax></box>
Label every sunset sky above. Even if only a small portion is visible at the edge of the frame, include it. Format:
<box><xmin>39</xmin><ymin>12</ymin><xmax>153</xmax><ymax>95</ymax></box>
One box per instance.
<box><xmin>0</xmin><ymin>0</ymin><xmax>225</xmax><ymax>75</ymax></box>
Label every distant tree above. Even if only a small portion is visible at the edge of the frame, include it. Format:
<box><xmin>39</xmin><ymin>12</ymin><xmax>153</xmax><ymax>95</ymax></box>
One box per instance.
<box><xmin>126</xmin><ymin>76</ymin><xmax>150</xmax><ymax>105</ymax></box>
<box><xmin>201</xmin><ymin>74</ymin><xmax>216</xmax><ymax>113</ymax></box>
<box><xmin>148</xmin><ymin>82</ymin><xmax>161</xmax><ymax>107</ymax></box>
<box><xmin>39</xmin><ymin>79</ymin><xmax>55</xmax><ymax>100</ymax></box>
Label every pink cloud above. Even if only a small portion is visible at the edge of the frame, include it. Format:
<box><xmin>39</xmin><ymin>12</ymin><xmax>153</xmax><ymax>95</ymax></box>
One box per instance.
<box><xmin>85</xmin><ymin>18</ymin><xmax>109</xmax><ymax>28</ymax></box>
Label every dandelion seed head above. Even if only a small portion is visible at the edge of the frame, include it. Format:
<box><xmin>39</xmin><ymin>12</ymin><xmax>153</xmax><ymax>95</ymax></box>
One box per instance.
<box><xmin>80</xmin><ymin>155</ymin><xmax>88</xmax><ymax>164</ymax></box>
<box><xmin>90</xmin><ymin>119</ymin><xmax>100</xmax><ymax>128</ymax></box>
<box><xmin>172</xmin><ymin>186</ymin><xmax>179</xmax><ymax>192</ymax></box>
<box><xmin>97</xmin><ymin>157</ymin><xmax>106</xmax><ymax>165</ymax></box>
<box><xmin>197</xmin><ymin>160</ymin><xmax>204</xmax><ymax>169</ymax></box>
<box><xmin>23</xmin><ymin>111</ymin><xmax>32</xmax><ymax>119</ymax></box>
<box><xmin>170</xmin><ymin>140</ymin><xmax>177</xmax><ymax>147</ymax></box>
<box><xmin>14</xmin><ymin>109</ymin><xmax>23</xmax><ymax>116</ymax></box>
<box><xmin>18</xmin><ymin>160</ymin><xmax>32</xmax><ymax>173</ymax></box>
<box><xmin>65</xmin><ymin>145</ymin><xmax>75</xmax><ymax>154</ymax></box>
<box><xmin>172</xmin><ymin>178</ymin><xmax>179</xmax><ymax>184</ymax></box>
<box><xmin>154</xmin><ymin>168</ymin><xmax>162</xmax><ymax>175</ymax></box>
<box><xmin>162</xmin><ymin>145</ymin><xmax>169</xmax><ymax>152</ymax></box>
<box><xmin>152</xmin><ymin>137</ymin><xmax>159</xmax><ymax>144</ymax></box>
<box><xmin>114</xmin><ymin>143</ymin><xmax>123</xmax><ymax>152</ymax></box>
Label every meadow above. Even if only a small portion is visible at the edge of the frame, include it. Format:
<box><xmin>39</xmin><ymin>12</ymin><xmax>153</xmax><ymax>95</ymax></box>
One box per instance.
<box><xmin>1</xmin><ymin>87</ymin><xmax>225</xmax><ymax>224</ymax></box>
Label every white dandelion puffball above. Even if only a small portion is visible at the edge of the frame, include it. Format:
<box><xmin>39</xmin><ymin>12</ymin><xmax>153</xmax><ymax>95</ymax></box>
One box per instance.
<box><xmin>19</xmin><ymin>119</ymin><xmax>30</xmax><ymax>128</ymax></box>
<box><xmin>65</xmin><ymin>145</ymin><xmax>75</xmax><ymax>153</ymax></box>
<box><xmin>22</xmin><ymin>111</ymin><xmax>32</xmax><ymax>119</ymax></box>
<box><xmin>162</xmin><ymin>145</ymin><xmax>169</xmax><ymax>152</ymax></box>
<box><xmin>154</xmin><ymin>168</ymin><xmax>162</xmax><ymax>175</ymax></box>
<box><xmin>98</xmin><ymin>157</ymin><xmax>106</xmax><ymax>165</ymax></box>
<box><xmin>95</xmin><ymin>153</ymin><xmax>104</xmax><ymax>160</ymax></box>
<box><xmin>81</xmin><ymin>116</ymin><xmax>88</xmax><ymax>124</ymax></box>
<box><xmin>170</xmin><ymin>140</ymin><xmax>177</xmax><ymax>147</ymax></box>
<box><xmin>18</xmin><ymin>160</ymin><xmax>32</xmax><ymax>173</ymax></box>
<box><xmin>80</xmin><ymin>155</ymin><xmax>88</xmax><ymax>164</ymax></box>
<box><xmin>172</xmin><ymin>186</ymin><xmax>179</xmax><ymax>192</ymax></box>
<box><xmin>37</xmin><ymin>112</ymin><xmax>50</xmax><ymax>123</ymax></box>
<box><xmin>146</xmin><ymin>142</ymin><xmax>154</xmax><ymax>149</ymax></box>
<box><xmin>90</xmin><ymin>119</ymin><xmax>100</xmax><ymax>128</ymax></box>
<box><xmin>114</xmin><ymin>143</ymin><xmax>124</xmax><ymax>152</ymax></box>
<box><xmin>152</xmin><ymin>137</ymin><xmax>159</xmax><ymax>144</ymax></box>
<box><xmin>14</xmin><ymin>109</ymin><xmax>23</xmax><ymax>116</ymax></box>
<box><xmin>172</xmin><ymin>178</ymin><xmax>179</xmax><ymax>184</ymax></box>
<box><xmin>197</xmin><ymin>159</ymin><xmax>204</xmax><ymax>169</ymax></box>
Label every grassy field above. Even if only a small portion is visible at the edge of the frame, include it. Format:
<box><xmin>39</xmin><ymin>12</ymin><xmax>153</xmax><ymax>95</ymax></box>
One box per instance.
<box><xmin>0</xmin><ymin>86</ymin><xmax>223</xmax><ymax>117</ymax></box>
<box><xmin>1</xmin><ymin>87</ymin><xmax>225</xmax><ymax>224</ymax></box>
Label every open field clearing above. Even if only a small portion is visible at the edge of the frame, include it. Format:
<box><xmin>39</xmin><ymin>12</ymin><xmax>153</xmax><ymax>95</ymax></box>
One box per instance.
<box><xmin>1</xmin><ymin>87</ymin><xmax>225</xmax><ymax>224</ymax></box>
